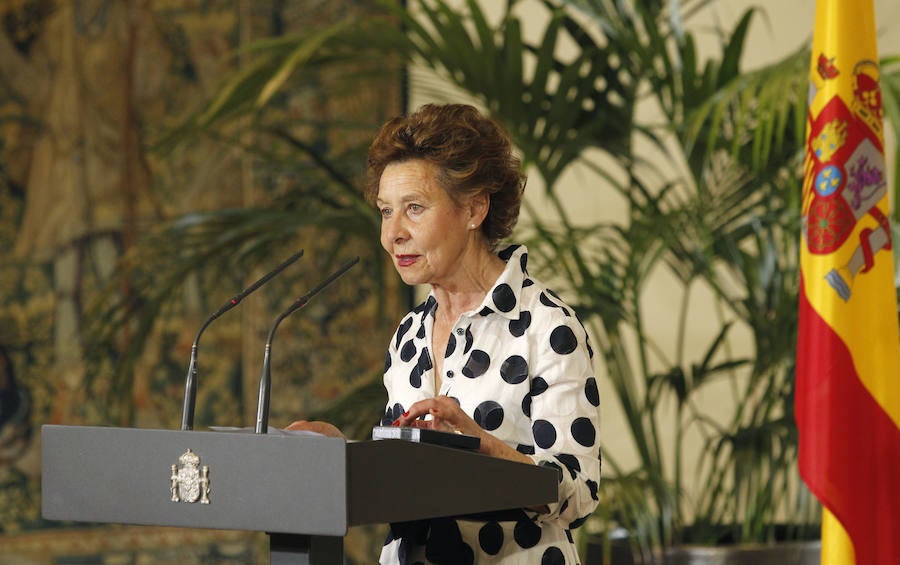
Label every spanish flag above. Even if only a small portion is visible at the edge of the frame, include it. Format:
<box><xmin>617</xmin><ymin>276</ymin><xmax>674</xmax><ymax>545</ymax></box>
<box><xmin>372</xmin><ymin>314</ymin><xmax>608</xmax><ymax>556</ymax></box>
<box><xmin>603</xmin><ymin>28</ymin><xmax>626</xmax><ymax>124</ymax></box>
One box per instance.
<box><xmin>797</xmin><ymin>1</ymin><xmax>900</xmax><ymax>564</ymax></box>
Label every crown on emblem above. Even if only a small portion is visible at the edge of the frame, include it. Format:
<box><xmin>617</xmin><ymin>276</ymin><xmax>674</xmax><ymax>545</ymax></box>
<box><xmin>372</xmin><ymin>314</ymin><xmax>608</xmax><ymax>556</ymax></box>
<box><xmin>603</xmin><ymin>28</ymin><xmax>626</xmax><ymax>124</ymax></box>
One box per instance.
<box><xmin>179</xmin><ymin>449</ymin><xmax>200</xmax><ymax>466</ymax></box>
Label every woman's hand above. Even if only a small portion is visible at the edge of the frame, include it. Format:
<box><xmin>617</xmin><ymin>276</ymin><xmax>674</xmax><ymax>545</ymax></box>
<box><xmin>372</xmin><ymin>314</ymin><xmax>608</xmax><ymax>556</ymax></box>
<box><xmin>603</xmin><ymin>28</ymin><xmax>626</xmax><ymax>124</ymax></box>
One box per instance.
<box><xmin>391</xmin><ymin>396</ymin><xmax>481</xmax><ymax>437</ymax></box>
<box><xmin>284</xmin><ymin>420</ymin><xmax>346</xmax><ymax>439</ymax></box>
<box><xmin>392</xmin><ymin>397</ymin><xmax>535</xmax><ymax>467</ymax></box>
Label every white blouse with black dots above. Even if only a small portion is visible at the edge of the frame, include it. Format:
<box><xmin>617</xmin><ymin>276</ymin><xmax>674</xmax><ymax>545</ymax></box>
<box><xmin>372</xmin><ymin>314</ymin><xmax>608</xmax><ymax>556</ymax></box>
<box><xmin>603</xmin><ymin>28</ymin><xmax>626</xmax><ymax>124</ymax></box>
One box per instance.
<box><xmin>378</xmin><ymin>245</ymin><xmax>601</xmax><ymax>565</ymax></box>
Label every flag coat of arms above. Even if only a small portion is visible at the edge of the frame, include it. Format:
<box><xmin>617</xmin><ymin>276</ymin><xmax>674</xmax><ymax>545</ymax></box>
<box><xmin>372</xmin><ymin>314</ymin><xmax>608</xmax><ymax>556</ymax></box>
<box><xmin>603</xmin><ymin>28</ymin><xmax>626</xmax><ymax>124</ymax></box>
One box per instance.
<box><xmin>797</xmin><ymin>1</ymin><xmax>900</xmax><ymax>564</ymax></box>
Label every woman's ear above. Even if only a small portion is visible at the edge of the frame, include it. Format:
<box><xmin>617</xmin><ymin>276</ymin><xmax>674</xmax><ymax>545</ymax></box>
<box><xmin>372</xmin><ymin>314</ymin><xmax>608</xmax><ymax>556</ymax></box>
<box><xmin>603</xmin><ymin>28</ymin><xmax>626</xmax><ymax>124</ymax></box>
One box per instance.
<box><xmin>468</xmin><ymin>192</ymin><xmax>490</xmax><ymax>228</ymax></box>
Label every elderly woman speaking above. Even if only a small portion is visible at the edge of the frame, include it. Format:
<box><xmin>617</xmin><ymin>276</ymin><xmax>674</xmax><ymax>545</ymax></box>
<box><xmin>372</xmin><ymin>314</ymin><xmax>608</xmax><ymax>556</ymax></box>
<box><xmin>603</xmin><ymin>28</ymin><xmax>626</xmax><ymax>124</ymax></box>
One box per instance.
<box><xmin>290</xmin><ymin>103</ymin><xmax>600</xmax><ymax>564</ymax></box>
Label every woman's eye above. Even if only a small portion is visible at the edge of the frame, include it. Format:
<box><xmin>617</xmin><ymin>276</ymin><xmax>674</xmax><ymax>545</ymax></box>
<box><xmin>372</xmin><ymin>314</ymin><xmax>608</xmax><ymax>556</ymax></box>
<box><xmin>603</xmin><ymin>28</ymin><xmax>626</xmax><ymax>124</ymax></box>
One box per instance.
<box><xmin>408</xmin><ymin>204</ymin><xmax>423</xmax><ymax>213</ymax></box>
<box><xmin>380</xmin><ymin>207</ymin><xmax>392</xmax><ymax>218</ymax></box>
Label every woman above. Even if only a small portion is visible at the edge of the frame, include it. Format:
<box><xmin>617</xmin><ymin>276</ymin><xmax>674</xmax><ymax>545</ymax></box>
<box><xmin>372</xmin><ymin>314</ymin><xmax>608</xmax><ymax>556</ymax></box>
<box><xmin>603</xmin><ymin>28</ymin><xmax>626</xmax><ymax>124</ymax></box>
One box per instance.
<box><xmin>289</xmin><ymin>103</ymin><xmax>600</xmax><ymax>564</ymax></box>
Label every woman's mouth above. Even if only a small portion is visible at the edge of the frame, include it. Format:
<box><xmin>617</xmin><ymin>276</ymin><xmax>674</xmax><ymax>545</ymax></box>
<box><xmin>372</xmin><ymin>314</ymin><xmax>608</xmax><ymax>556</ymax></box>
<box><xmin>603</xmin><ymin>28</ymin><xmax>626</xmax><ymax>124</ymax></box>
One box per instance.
<box><xmin>396</xmin><ymin>254</ymin><xmax>418</xmax><ymax>267</ymax></box>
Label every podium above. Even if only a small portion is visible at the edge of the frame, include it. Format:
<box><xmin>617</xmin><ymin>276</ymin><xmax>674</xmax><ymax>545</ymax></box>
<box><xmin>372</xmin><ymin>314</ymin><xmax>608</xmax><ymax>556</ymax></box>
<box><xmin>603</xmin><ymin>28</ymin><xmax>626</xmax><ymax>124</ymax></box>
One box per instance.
<box><xmin>41</xmin><ymin>425</ymin><xmax>558</xmax><ymax>564</ymax></box>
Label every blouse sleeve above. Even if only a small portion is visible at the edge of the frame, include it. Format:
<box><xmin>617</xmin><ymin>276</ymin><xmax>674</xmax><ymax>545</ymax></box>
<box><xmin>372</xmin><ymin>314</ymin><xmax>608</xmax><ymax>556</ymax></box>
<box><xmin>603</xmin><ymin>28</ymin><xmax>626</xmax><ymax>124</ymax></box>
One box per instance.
<box><xmin>525</xmin><ymin>313</ymin><xmax>601</xmax><ymax>530</ymax></box>
<box><xmin>379</xmin><ymin>314</ymin><xmax>410</xmax><ymax>426</ymax></box>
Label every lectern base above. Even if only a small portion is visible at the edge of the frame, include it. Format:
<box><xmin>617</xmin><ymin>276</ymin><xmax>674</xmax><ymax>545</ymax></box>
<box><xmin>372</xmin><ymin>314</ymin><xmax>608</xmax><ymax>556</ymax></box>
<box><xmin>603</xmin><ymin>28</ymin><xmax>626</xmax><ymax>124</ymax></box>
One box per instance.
<box><xmin>269</xmin><ymin>533</ymin><xmax>344</xmax><ymax>564</ymax></box>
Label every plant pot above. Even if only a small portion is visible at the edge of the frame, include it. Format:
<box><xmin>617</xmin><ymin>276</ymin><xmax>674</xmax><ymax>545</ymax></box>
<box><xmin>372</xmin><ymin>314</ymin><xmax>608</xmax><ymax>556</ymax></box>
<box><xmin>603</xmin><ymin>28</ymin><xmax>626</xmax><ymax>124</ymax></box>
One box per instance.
<box><xmin>582</xmin><ymin>531</ymin><xmax>636</xmax><ymax>565</ymax></box>
<box><xmin>664</xmin><ymin>542</ymin><xmax>821</xmax><ymax>565</ymax></box>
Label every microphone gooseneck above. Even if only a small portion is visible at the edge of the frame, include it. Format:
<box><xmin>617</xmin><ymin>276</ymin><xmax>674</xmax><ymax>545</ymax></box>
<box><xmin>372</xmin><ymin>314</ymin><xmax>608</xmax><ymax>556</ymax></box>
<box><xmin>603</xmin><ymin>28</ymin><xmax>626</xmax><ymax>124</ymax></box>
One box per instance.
<box><xmin>255</xmin><ymin>256</ymin><xmax>360</xmax><ymax>434</ymax></box>
<box><xmin>180</xmin><ymin>249</ymin><xmax>304</xmax><ymax>431</ymax></box>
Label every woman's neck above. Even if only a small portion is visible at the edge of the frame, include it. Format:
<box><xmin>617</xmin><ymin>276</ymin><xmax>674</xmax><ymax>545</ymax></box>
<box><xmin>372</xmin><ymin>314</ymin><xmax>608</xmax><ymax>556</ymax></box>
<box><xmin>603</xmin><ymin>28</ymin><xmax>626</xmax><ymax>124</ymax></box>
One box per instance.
<box><xmin>431</xmin><ymin>248</ymin><xmax>505</xmax><ymax>322</ymax></box>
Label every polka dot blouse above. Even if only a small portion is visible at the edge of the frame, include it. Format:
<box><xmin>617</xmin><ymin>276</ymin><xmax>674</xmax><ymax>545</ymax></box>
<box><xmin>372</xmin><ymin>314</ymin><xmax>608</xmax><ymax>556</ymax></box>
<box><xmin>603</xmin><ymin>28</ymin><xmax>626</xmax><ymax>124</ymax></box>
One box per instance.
<box><xmin>379</xmin><ymin>245</ymin><xmax>601</xmax><ymax>564</ymax></box>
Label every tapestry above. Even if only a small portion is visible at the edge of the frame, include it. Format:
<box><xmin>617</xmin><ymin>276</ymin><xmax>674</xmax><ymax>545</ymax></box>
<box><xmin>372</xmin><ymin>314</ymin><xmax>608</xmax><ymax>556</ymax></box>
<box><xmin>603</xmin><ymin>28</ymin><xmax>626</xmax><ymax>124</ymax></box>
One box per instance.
<box><xmin>0</xmin><ymin>0</ymin><xmax>402</xmax><ymax>562</ymax></box>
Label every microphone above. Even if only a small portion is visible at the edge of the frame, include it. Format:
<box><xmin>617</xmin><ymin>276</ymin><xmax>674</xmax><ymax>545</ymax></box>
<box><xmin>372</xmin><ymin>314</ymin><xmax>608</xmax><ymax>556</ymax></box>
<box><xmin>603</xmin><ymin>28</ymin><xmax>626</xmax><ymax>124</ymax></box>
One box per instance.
<box><xmin>255</xmin><ymin>256</ymin><xmax>360</xmax><ymax>434</ymax></box>
<box><xmin>180</xmin><ymin>249</ymin><xmax>304</xmax><ymax>431</ymax></box>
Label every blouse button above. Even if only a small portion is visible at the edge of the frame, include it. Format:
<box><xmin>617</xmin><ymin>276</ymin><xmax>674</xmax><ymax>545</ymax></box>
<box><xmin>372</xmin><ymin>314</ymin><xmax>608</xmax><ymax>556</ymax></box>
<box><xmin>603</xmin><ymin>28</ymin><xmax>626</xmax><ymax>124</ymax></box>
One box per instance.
<box><xmin>455</xmin><ymin>327</ymin><xmax>465</xmax><ymax>335</ymax></box>
<box><xmin>446</xmin><ymin>370</ymin><xmax>454</xmax><ymax>378</ymax></box>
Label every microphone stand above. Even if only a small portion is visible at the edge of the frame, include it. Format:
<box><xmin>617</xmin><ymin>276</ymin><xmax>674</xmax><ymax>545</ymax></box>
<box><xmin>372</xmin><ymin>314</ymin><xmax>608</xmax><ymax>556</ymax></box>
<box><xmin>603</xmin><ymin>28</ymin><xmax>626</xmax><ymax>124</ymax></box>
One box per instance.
<box><xmin>180</xmin><ymin>249</ymin><xmax>304</xmax><ymax>431</ymax></box>
<box><xmin>255</xmin><ymin>257</ymin><xmax>360</xmax><ymax>434</ymax></box>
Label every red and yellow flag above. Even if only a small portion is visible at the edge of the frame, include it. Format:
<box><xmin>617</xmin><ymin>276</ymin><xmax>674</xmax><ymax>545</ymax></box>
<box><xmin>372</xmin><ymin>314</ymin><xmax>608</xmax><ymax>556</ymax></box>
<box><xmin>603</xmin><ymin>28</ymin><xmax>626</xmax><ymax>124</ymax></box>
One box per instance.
<box><xmin>797</xmin><ymin>1</ymin><xmax>900</xmax><ymax>564</ymax></box>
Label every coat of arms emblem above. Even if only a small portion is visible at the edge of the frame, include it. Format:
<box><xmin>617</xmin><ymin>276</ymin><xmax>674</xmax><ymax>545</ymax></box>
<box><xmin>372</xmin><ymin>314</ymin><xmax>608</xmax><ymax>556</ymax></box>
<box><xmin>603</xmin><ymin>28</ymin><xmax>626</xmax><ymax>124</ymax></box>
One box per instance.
<box><xmin>170</xmin><ymin>449</ymin><xmax>210</xmax><ymax>504</ymax></box>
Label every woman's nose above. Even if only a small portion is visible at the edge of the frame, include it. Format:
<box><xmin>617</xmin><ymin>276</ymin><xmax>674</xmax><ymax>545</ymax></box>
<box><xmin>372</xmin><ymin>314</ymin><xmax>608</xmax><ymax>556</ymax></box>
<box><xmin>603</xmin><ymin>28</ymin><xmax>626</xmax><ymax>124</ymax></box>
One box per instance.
<box><xmin>383</xmin><ymin>217</ymin><xmax>409</xmax><ymax>244</ymax></box>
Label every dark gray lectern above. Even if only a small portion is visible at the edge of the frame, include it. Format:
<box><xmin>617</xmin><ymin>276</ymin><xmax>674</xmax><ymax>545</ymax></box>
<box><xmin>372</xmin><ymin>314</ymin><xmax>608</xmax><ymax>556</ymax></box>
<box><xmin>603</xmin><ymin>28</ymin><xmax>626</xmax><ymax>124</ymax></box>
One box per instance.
<box><xmin>42</xmin><ymin>425</ymin><xmax>558</xmax><ymax>564</ymax></box>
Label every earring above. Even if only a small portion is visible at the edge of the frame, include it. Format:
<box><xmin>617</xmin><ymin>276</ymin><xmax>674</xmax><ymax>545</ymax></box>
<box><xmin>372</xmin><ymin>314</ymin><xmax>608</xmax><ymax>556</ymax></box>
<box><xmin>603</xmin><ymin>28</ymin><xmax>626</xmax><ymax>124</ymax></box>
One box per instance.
<box><xmin>470</xmin><ymin>223</ymin><xmax>476</xmax><ymax>230</ymax></box>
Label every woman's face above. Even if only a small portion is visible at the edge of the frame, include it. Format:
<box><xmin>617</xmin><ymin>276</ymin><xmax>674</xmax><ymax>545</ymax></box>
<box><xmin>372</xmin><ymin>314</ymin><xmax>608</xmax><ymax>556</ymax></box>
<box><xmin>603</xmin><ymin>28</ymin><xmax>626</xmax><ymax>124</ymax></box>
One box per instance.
<box><xmin>376</xmin><ymin>159</ymin><xmax>481</xmax><ymax>288</ymax></box>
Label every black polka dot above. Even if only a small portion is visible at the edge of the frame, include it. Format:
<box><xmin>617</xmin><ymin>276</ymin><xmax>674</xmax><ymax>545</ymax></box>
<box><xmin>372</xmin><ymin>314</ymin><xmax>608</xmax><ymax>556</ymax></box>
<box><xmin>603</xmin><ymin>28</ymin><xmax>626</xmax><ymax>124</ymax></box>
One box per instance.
<box><xmin>464</xmin><ymin>328</ymin><xmax>474</xmax><ymax>353</ymax></box>
<box><xmin>498</xmin><ymin>245</ymin><xmax>517</xmax><ymax>261</ymax></box>
<box><xmin>533</xmin><ymin>420</ymin><xmax>557</xmax><ymax>449</ymax></box>
<box><xmin>571</xmin><ymin>417</ymin><xmax>596</xmax><ymax>447</ymax></box>
<box><xmin>531</xmin><ymin>376</ymin><xmax>549</xmax><ymax>396</ymax></box>
<box><xmin>409</xmin><ymin>347</ymin><xmax>434</xmax><ymax>388</ymax></box>
<box><xmin>523</xmin><ymin>278</ymin><xmax>534</xmax><ymax>288</ymax></box>
<box><xmin>478</xmin><ymin>306</ymin><xmax>494</xmax><ymax>316</ymax></box>
<box><xmin>395</xmin><ymin>317</ymin><xmax>412</xmax><ymax>348</ymax></box>
<box><xmin>521</xmin><ymin>394</ymin><xmax>532</xmax><ymax>417</ymax></box>
<box><xmin>509</xmin><ymin>311</ymin><xmax>531</xmax><ymax>337</ymax></box>
<box><xmin>462</xmin><ymin>350</ymin><xmax>490</xmax><ymax>378</ymax></box>
<box><xmin>542</xmin><ymin>546</ymin><xmax>565</xmax><ymax>565</ymax></box>
<box><xmin>516</xmin><ymin>444</ymin><xmax>535</xmax><ymax>455</ymax></box>
<box><xmin>416</xmin><ymin>323</ymin><xmax>426</xmax><ymax>339</ymax></box>
<box><xmin>555</xmin><ymin>454</ymin><xmax>581</xmax><ymax>479</ymax></box>
<box><xmin>474</xmin><ymin>400</ymin><xmax>504</xmax><ymax>431</ymax></box>
<box><xmin>513</xmin><ymin>517</ymin><xmax>542</xmax><ymax>549</ymax></box>
<box><xmin>500</xmin><ymin>355</ymin><xmax>528</xmax><ymax>384</ymax></box>
<box><xmin>417</xmin><ymin>296</ymin><xmax>436</xmax><ymax>314</ymax></box>
<box><xmin>569</xmin><ymin>514</ymin><xmax>590</xmax><ymax>530</ymax></box>
<box><xmin>409</xmin><ymin>365</ymin><xmax>422</xmax><ymax>388</ymax></box>
<box><xmin>585</xmin><ymin>377</ymin><xmax>600</xmax><ymax>406</ymax></box>
<box><xmin>425</xmin><ymin>518</ymin><xmax>474</xmax><ymax>564</ymax></box>
<box><xmin>519</xmin><ymin>252</ymin><xmax>528</xmax><ymax>273</ymax></box>
<box><xmin>400</xmin><ymin>340</ymin><xmax>417</xmax><ymax>362</ymax></box>
<box><xmin>445</xmin><ymin>335</ymin><xmax>456</xmax><ymax>358</ymax></box>
<box><xmin>478</xmin><ymin>521</ymin><xmax>504</xmax><ymax>555</ymax></box>
<box><xmin>417</xmin><ymin>348</ymin><xmax>433</xmax><ymax>372</ymax></box>
<box><xmin>381</xmin><ymin>403</ymin><xmax>404</xmax><ymax>426</ymax></box>
<box><xmin>383</xmin><ymin>350</ymin><xmax>392</xmax><ymax>373</ymax></box>
<box><xmin>540</xmin><ymin>292</ymin><xmax>557</xmax><ymax>308</ymax></box>
<box><xmin>550</xmin><ymin>325</ymin><xmax>578</xmax><ymax>355</ymax></box>
<box><xmin>587</xmin><ymin>479</ymin><xmax>599</xmax><ymax>500</ymax></box>
<box><xmin>492</xmin><ymin>283</ymin><xmax>517</xmax><ymax>312</ymax></box>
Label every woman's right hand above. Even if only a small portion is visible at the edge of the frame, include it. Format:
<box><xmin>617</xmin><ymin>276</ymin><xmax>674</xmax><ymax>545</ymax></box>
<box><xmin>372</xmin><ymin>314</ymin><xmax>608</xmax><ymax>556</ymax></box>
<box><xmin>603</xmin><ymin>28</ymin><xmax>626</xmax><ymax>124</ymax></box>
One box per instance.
<box><xmin>284</xmin><ymin>420</ymin><xmax>346</xmax><ymax>439</ymax></box>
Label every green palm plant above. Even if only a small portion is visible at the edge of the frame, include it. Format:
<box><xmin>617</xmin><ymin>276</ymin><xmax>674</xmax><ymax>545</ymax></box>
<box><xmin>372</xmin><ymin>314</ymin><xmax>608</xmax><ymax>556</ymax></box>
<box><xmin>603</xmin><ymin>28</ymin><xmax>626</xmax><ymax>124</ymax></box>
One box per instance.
<box><xmin>81</xmin><ymin>6</ymin><xmax>407</xmax><ymax>430</ymax></box>
<box><xmin>390</xmin><ymin>0</ymin><xmax>819</xmax><ymax>554</ymax></box>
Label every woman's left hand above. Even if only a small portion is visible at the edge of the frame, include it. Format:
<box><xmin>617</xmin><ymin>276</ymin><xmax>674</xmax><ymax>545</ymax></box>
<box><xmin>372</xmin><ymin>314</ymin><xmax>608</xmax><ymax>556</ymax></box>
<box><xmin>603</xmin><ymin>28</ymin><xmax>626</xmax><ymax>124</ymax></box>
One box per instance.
<box><xmin>284</xmin><ymin>420</ymin><xmax>346</xmax><ymax>439</ymax></box>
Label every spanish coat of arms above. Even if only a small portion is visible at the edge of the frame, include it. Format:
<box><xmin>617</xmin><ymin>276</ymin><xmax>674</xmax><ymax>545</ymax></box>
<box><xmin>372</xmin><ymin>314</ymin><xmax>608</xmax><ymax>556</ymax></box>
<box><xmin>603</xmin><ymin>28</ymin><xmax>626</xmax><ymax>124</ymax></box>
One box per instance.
<box><xmin>170</xmin><ymin>449</ymin><xmax>210</xmax><ymax>504</ymax></box>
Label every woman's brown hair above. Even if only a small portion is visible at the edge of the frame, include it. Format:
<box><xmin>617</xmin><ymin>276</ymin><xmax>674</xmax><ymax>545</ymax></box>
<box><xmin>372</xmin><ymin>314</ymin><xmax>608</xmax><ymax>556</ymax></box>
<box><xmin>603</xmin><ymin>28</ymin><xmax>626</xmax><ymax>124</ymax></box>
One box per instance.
<box><xmin>366</xmin><ymin>104</ymin><xmax>526</xmax><ymax>249</ymax></box>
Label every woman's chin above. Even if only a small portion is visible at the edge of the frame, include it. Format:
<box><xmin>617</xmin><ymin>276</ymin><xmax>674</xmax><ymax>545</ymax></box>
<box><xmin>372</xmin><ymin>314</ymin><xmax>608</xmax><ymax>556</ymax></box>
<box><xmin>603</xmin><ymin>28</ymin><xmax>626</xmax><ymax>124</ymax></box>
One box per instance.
<box><xmin>399</xmin><ymin>274</ymin><xmax>428</xmax><ymax>286</ymax></box>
